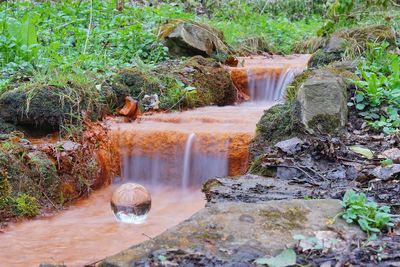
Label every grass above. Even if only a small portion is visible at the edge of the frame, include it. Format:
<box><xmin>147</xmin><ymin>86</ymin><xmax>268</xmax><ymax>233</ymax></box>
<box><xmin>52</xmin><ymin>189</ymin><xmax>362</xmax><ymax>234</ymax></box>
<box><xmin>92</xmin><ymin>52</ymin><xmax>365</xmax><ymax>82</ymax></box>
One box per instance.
<box><xmin>209</xmin><ymin>15</ymin><xmax>323</xmax><ymax>55</ymax></box>
<box><xmin>0</xmin><ymin>1</ymin><xmax>325</xmax><ymax>90</ymax></box>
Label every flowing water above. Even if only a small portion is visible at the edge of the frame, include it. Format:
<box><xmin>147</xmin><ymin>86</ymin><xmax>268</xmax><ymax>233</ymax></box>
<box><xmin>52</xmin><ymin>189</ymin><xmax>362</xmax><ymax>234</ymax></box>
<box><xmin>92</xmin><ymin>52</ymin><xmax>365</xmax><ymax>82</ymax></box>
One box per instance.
<box><xmin>0</xmin><ymin>54</ymin><xmax>310</xmax><ymax>267</ymax></box>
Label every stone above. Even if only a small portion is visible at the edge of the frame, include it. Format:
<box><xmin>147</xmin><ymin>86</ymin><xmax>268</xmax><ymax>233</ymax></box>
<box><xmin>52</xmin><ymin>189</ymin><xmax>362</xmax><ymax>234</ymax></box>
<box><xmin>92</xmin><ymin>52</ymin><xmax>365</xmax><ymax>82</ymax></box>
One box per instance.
<box><xmin>61</xmin><ymin>140</ymin><xmax>80</xmax><ymax>152</ymax></box>
<box><xmin>274</xmin><ymin>137</ymin><xmax>304</xmax><ymax>155</ymax></box>
<box><xmin>203</xmin><ymin>175</ymin><xmax>314</xmax><ymax>204</ymax></box>
<box><xmin>0</xmin><ymin>87</ymin><xmax>73</xmax><ymax>130</ymax></box>
<box><xmin>117</xmin><ymin>96</ymin><xmax>141</xmax><ymax>119</ymax></box>
<box><xmin>381</xmin><ymin>148</ymin><xmax>400</xmax><ymax>163</ymax></box>
<box><xmin>98</xmin><ymin>199</ymin><xmax>363</xmax><ymax>267</ymax></box>
<box><xmin>162</xmin><ymin>22</ymin><xmax>228</xmax><ymax>58</ymax></box>
<box><xmin>296</xmin><ymin>70</ymin><xmax>348</xmax><ymax>134</ymax></box>
<box><xmin>370</xmin><ymin>164</ymin><xmax>400</xmax><ymax>181</ymax></box>
<box><xmin>142</xmin><ymin>94</ymin><xmax>160</xmax><ymax>111</ymax></box>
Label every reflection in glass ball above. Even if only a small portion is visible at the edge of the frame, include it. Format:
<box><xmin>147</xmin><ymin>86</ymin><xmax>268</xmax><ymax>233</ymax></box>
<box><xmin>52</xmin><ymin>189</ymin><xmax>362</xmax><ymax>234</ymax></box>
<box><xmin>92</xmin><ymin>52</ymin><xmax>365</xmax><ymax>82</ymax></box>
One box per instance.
<box><xmin>111</xmin><ymin>183</ymin><xmax>151</xmax><ymax>224</ymax></box>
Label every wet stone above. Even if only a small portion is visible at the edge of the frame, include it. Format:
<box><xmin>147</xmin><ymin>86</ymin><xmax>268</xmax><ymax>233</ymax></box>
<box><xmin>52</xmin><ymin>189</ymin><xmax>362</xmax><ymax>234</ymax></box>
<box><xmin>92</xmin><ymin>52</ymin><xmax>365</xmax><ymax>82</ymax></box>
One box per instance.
<box><xmin>274</xmin><ymin>137</ymin><xmax>304</xmax><ymax>155</ymax></box>
<box><xmin>98</xmin><ymin>199</ymin><xmax>363</xmax><ymax>267</ymax></box>
<box><xmin>381</xmin><ymin>148</ymin><xmax>400</xmax><ymax>163</ymax></box>
<box><xmin>239</xmin><ymin>214</ymin><xmax>255</xmax><ymax>223</ymax></box>
<box><xmin>370</xmin><ymin>164</ymin><xmax>400</xmax><ymax>181</ymax></box>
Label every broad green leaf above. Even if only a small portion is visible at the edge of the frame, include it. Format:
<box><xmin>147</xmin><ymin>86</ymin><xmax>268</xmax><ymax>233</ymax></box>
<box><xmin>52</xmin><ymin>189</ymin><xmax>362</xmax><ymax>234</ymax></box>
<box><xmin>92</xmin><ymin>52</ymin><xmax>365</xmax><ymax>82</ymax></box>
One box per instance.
<box><xmin>5</xmin><ymin>18</ymin><xmax>21</xmax><ymax>40</ymax></box>
<box><xmin>355</xmin><ymin>93</ymin><xmax>364</xmax><ymax>103</ymax></box>
<box><xmin>349</xmin><ymin>146</ymin><xmax>374</xmax><ymax>160</ymax></box>
<box><xmin>21</xmin><ymin>15</ymin><xmax>38</xmax><ymax>48</ymax></box>
<box><xmin>254</xmin><ymin>249</ymin><xmax>296</xmax><ymax>267</ymax></box>
<box><xmin>356</xmin><ymin>103</ymin><xmax>365</xmax><ymax>110</ymax></box>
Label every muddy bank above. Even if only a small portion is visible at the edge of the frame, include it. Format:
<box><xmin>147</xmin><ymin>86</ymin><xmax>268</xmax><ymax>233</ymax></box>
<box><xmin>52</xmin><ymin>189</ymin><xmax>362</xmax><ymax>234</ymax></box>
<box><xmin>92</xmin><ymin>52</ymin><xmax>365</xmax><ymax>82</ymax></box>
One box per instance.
<box><xmin>0</xmin><ymin>122</ymin><xmax>112</xmax><ymax>224</ymax></box>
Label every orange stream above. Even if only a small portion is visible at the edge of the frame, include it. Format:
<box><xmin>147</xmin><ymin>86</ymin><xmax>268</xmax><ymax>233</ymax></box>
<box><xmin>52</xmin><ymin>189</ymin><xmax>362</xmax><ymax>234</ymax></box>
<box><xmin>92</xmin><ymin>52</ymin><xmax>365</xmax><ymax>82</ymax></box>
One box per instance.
<box><xmin>0</xmin><ymin>55</ymin><xmax>310</xmax><ymax>267</ymax></box>
<box><xmin>0</xmin><ymin>186</ymin><xmax>205</xmax><ymax>267</ymax></box>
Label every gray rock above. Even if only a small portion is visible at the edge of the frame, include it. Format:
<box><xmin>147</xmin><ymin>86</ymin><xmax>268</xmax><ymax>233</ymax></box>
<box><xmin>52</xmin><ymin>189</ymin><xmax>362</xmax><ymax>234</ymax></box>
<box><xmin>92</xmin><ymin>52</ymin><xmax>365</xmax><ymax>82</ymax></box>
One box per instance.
<box><xmin>381</xmin><ymin>148</ymin><xmax>400</xmax><ymax>163</ymax></box>
<box><xmin>296</xmin><ymin>70</ymin><xmax>348</xmax><ymax>134</ymax></box>
<box><xmin>164</xmin><ymin>22</ymin><xmax>228</xmax><ymax>58</ymax></box>
<box><xmin>330</xmin><ymin>60</ymin><xmax>359</xmax><ymax>72</ymax></box>
<box><xmin>98</xmin><ymin>199</ymin><xmax>363</xmax><ymax>267</ymax></box>
<box><xmin>203</xmin><ymin>175</ymin><xmax>314</xmax><ymax>204</ymax></box>
<box><xmin>325</xmin><ymin>35</ymin><xmax>345</xmax><ymax>53</ymax></box>
<box><xmin>61</xmin><ymin>140</ymin><xmax>80</xmax><ymax>152</ymax></box>
<box><xmin>142</xmin><ymin>94</ymin><xmax>160</xmax><ymax>111</ymax></box>
<box><xmin>274</xmin><ymin>137</ymin><xmax>304</xmax><ymax>154</ymax></box>
<box><xmin>370</xmin><ymin>164</ymin><xmax>400</xmax><ymax>180</ymax></box>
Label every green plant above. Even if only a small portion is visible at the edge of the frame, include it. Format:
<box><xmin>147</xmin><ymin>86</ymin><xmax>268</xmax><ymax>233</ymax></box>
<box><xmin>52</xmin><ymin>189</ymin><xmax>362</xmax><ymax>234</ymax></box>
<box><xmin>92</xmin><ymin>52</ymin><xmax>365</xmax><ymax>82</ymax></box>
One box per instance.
<box><xmin>14</xmin><ymin>193</ymin><xmax>40</xmax><ymax>217</ymax></box>
<box><xmin>348</xmin><ymin>42</ymin><xmax>399</xmax><ymax>134</ymax></box>
<box><xmin>340</xmin><ymin>190</ymin><xmax>393</xmax><ymax>236</ymax></box>
<box><xmin>318</xmin><ymin>0</ymin><xmax>395</xmax><ymax>36</ymax></box>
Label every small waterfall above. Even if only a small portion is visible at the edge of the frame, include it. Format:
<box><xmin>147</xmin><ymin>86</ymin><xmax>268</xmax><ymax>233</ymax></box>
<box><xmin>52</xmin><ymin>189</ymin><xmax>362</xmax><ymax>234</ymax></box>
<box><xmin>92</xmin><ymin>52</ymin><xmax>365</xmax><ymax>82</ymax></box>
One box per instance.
<box><xmin>181</xmin><ymin>133</ymin><xmax>195</xmax><ymax>189</ymax></box>
<box><xmin>247</xmin><ymin>67</ymin><xmax>296</xmax><ymax>102</ymax></box>
<box><xmin>120</xmin><ymin>133</ymin><xmax>229</xmax><ymax>190</ymax></box>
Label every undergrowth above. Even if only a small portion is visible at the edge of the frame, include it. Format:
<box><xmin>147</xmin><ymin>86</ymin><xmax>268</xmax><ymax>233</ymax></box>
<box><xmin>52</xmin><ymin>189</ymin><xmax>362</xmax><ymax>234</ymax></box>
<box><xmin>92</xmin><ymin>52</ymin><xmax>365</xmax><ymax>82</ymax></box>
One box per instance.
<box><xmin>340</xmin><ymin>190</ymin><xmax>393</xmax><ymax>238</ymax></box>
<box><xmin>349</xmin><ymin>42</ymin><xmax>400</xmax><ymax>134</ymax></box>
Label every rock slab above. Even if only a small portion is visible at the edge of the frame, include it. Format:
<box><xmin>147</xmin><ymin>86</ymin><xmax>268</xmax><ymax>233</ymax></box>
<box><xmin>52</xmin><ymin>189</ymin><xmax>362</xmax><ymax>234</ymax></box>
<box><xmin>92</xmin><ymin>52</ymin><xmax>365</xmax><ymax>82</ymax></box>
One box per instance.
<box><xmin>98</xmin><ymin>199</ymin><xmax>362</xmax><ymax>267</ymax></box>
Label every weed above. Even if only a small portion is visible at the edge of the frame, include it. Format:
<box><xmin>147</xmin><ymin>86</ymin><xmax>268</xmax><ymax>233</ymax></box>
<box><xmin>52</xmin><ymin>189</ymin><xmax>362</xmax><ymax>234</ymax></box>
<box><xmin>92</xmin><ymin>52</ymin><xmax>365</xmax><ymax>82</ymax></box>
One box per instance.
<box><xmin>14</xmin><ymin>193</ymin><xmax>40</xmax><ymax>217</ymax></box>
<box><xmin>340</xmin><ymin>190</ymin><xmax>393</xmax><ymax>236</ymax></box>
<box><xmin>348</xmin><ymin>42</ymin><xmax>399</xmax><ymax>134</ymax></box>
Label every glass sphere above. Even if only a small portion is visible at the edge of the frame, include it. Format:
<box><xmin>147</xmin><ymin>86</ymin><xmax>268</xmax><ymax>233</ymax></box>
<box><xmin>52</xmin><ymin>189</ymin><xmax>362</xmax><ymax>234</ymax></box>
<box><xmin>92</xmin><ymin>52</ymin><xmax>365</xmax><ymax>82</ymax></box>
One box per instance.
<box><xmin>111</xmin><ymin>183</ymin><xmax>151</xmax><ymax>224</ymax></box>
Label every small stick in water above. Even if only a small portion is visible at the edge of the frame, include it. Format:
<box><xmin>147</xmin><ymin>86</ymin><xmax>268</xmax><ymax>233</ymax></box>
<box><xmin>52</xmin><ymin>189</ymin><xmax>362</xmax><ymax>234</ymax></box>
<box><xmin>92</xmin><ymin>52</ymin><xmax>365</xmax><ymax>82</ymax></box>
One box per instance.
<box><xmin>142</xmin><ymin>233</ymin><xmax>154</xmax><ymax>240</ymax></box>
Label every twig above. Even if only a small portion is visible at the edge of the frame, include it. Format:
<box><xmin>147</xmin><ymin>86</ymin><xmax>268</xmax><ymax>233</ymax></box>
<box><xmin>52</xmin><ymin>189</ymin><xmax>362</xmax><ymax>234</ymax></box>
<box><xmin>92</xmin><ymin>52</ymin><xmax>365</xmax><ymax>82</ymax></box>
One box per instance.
<box><xmin>290</xmin><ymin>159</ymin><xmax>327</xmax><ymax>181</ymax></box>
<box><xmin>337</xmin><ymin>156</ymin><xmax>365</xmax><ymax>164</ymax></box>
<box><xmin>166</xmin><ymin>94</ymin><xmax>186</xmax><ymax>112</ymax></box>
<box><xmin>142</xmin><ymin>233</ymin><xmax>154</xmax><ymax>240</ymax></box>
<box><xmin>275</xmin><ymin>164</ymin><xmax>319</xmax><ymax>185</ymax></box>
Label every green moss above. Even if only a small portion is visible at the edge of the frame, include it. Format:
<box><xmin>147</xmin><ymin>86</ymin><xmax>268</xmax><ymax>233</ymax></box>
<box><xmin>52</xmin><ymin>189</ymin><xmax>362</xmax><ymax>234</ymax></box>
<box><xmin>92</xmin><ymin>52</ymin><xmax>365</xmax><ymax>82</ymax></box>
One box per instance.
<box><xmin>285</xmin><ymin>70</ymin><xmax>312</xmax><ymax>103</ymax></box>
<box><xmin>194</xmin><ymin>231</ymin><xmax>222</xmax><ymax>241</ymax></box>
<box><xmin>110</xmin><ymin>67</ymin><xmax>160</xmax><ymax>108</ymax></box>
<box><xmin>259</xmin><ymin>205</ymin><xmax>309</xmax><ymax>230</ymax></box>
<box><xmin>249</xmin><ymin>103</ymin><xmax>305</xmax><ymax>160</ymax></box>
<box><xmin>308</xmin><ymin>113</ymin><xmax>342</xmax><ymax>134</ymax></box>
<box><xmin>202</xmin><ymin>178</ymin><xmax>223</xmax><ymax>194</ymax></box>
<box><xmin>325</xmin><ymin>65</ymin><xmax>359</xmax><ymax>83</ymax></box>
<box><xmin>248</xmin><ymin>155</ymin><xmax>276</xmax><ymax>177</ymax></box>
<box><xmin>293</xmin><ymin>36</ymin><xmax>326</xmax><ymax>54</ymax></box>
<box><xmin>0</xmin><ymin>171</ymin><xmax>13</xmax><ymax>218</ymax></box>
<box><xmin>308</xmin><ymin>49</ymin><xmax>342</xmax><ymax>68</ymax></box>
<box><xmin>0</xmin><ymin>138</ymin><xmax>65</xmax><ymax>221</ymax></box>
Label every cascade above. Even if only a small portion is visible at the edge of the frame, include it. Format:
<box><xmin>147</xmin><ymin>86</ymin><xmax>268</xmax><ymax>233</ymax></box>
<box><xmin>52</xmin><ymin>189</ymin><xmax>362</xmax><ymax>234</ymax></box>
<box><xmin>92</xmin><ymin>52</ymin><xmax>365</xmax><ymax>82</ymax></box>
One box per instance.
<box><xmin>0</xmin><ymin>54</ymin><xmax>311</xmax><ymax>267</ymax></box>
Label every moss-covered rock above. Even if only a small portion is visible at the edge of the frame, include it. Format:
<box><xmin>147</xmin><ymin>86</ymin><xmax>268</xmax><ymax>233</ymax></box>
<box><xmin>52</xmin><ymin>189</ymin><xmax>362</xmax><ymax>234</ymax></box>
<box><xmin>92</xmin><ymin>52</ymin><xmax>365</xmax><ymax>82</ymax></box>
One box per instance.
<box><xmin>0</xmin><ymin>84</ymin><xmax>104</xmax><ymax>131</ymax></box>
<box><xmin>296</xmin><ymin>69</ymin><xmax>348</xmax><ymax>134</ymax></box>
<box><xmin>284</xmin><ymin>70</ymin><xmax>312</xmax><ymax>102</ymax></box>
<box><xmin>309</xmin><ymin>25</ymin><xmax>396</xmax><ymax>68</ymax></box>
<box><xmin>109</xmin><ymin>56</ymin><xmax>236</xmax><ymax>110</ymax></box>
<box><xmin>179</xmin><ymin>56</ymin><xmax>236</xmax><ymax>106</ymax></box>
<box><xmin>109</xmin><ymin>68</ymin><xmax>160</xmax><ymax>108</ymax></box>
<box><xmin>249</xmin><ymin>103</ymin><xmax>305</xmax><ymax>159</ymax></box>
<box><xmin>0</xmin><ymin>139</ymin><xmax>61</xmax><ymax>220</ymax></box>
<box><xmin>0</xmin><ymin>119</ymin><xmax>16</xmax><ymax>134</ymax></box>
<box><xmin>308</xmin><ymin>49</ymin><xmax>343</xmax><ymax>68</ymax></box>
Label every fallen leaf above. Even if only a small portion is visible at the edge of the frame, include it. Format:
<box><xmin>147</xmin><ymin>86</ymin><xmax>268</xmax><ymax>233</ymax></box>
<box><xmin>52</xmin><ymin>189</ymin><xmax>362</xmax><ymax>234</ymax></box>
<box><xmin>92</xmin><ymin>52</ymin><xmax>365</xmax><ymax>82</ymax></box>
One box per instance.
<box><xmin>349</xmin><ymin>146</ymin><xmax>374</xmax><ymax>160</ymax></box>
<box><xmin>255</xmin><ymin>249</ymin><xmax>296</xmax><ymax>267</ymax></box>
